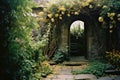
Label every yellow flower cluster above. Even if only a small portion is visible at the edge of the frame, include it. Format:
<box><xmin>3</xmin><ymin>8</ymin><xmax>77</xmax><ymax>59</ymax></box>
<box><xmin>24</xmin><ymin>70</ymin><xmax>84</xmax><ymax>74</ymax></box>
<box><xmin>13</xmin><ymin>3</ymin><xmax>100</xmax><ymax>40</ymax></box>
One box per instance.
<box><xmin>39</xmin><ymin>18</ymin><xmax>46</xmax><ymax>22</ymax></box>
<box><xmin>106</xmin><ymin>50</ymin><xmax>120</xmax><ymax>69</ymax></box>
<box><xmin>42</xmin><ymin>61</ymin><xmax>50</xmax><ymax>67</ymax></box>
<box><xmin>107</xmin><ymin>12</ymin><xmax>115</xmax><ymax>20</ymax></box>
<box><xmin>39</xmin><ymin>11</ymin><xmax>47</xmax><ymax>22</ymax></box>
<box><xmin>107</xmin><ymin>12</ymin><xmax>115</xmax><ymax>17</ymax></box>
<box><xmin>39</xmin><ymin>0</ymin><xmax>108</xmax><ymax>23</ymax></box>
<box><xmin>109</xmin><ymin>25</ymin><xmax>113</xmax><ymax>33</ymax></box>
<box><xmin>42</xmin><ymin>0</ymin><xmax>96</xmax><ymax>22</ymax></box>
<box><xmin>117</xmin><ymin>14</ymin><xmax>120</xmax><ymax>21</ymax></box>
<box><xmin>102</xmin><ymin>5</ymin><xmax>108</xmax><ymax>9</ymax></box>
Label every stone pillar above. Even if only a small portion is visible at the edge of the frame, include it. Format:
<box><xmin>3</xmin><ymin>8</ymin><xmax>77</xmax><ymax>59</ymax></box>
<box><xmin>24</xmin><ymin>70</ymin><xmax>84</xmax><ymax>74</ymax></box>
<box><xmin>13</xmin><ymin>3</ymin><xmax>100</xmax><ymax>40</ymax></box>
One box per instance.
<box><xmin>87</xmin><ymin>37</ymin><xmax>93</xmax><ymax>57</ymax></box>
<box><xmin>86</xmin><ymin>23</ymin><xmax>93</xmax><ymax>58</ymax></box>
<box><xmin>59</xmin><ymin>24</ymin><xmax>69</xmax><ymax>54</ymax></box>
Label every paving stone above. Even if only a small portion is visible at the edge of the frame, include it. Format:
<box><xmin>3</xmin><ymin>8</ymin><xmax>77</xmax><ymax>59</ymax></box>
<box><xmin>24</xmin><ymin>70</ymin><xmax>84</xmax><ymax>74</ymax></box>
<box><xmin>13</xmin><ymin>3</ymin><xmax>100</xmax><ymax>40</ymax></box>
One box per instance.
<box><xmin>115</xmin><ymin>75</ymin><xmax>120</xmax><ymax>80</ymax></box>
<box><xmin>51</xmin><ymin>75</ymin><xmax>58</xmax><ymax>79</ymax></box>
<box><xmin>97</xmin><ymin>77</ymin><xmax>115</xmax><ymax>80</ymax></box>
<box><xmin>66</xmin><ymin>78</ymin><xmax>74</xmax><ymax>80</ymax></box>
<box><xmin>58</xmin><ymin>68</ymin><xmax>72</xmax><ymax>75</ymax></box>
<box><xmin>56</xmin><ymin>75</ymin><xmax>74</xmax><ymax>79</ymax></box>
<box><xmin>47</xmin><ymin>74</ymin><xmax>54</xmax><ymax>78</ymax></box>
<box><xmin>97</xmin><ymin>75</ymin><xmax>120</xmax><ymax>80</ymax></box>
<box><xmin>63</xmin><ymin>61</ymin><xmax>88</xmax><ymax>66</ymax></box>
<box><xmin>42</xmin><ymin>78</ymin><xmax>51</xmax><ymax>80</ymax></box>
<box><xmin>74</xmin><ymin>74</ymin><xmax>97</xmax><ymax>80</ymax></box>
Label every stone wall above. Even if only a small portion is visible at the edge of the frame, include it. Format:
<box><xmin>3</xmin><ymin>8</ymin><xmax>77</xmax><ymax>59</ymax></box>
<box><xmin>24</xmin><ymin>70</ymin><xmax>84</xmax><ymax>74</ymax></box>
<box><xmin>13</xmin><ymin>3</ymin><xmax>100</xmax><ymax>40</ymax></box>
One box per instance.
<box><xmin>57</xmin><ymin>15</ymin><xmax>106</xmax><ymax>58</ymax></box>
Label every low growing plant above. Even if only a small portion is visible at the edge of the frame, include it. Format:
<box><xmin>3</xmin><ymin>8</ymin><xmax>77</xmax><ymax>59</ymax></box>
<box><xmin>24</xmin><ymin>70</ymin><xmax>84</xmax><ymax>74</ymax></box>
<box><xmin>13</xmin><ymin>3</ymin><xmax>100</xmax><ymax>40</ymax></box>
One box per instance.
<box><xmin>33</xmin><ymin>61</ymin><xmax>52</xmax><ymax>79</ymax></box>
<box><xmin>72</xmin><ymin>60</ymin><xmax>111</xmax><ymax>77</ymax></box>
<box><xmin>52</xmin><ymin>49</ymin><xmax>69</xmax><ymax>63</ymax></box>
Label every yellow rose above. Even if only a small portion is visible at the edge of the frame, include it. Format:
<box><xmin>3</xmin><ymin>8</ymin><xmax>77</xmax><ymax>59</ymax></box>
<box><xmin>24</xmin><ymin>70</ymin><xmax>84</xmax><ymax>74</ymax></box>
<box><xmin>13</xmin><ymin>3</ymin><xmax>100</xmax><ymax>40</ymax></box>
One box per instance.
<box><xmin>102</xmin><ymin>5</ymin><xmax>107</xmax><ymax>9</ymax></box>
<box><xmin>118</xmin><ymin>18</ymin><xmax>120</xmax><ymax>21</ymax></box>
<box><xmin>39</xmin><ymin>12</ymin><xmax>44</xmax><ymax>16</ymax></box>
<box><xmin>39</xmin><ymin>18</ymin><xmax>47</xmax><ymax>22</ymax></box>
<box><xmin>98</xmin><ymin>17</ymin><xmax>104</xmax><ymax>22</ymax></box>
<box><xmin>55</xmin><ymin>14</ymin><xmax>59</xmax><ymax>17</ymax></box>
<box><xmin>117</xmin><ymin>14</ymin><xmax>120</xmax><ymax>17</ymax></box>
<box><xmin>59</xmin><ymin>6</ymin><xmax>66</xmax><ymax>11</ymax></box>
<box><xmin>87</xmin><ymin>0</ymin><xmax>93</xmax><ymax>3</ymax></box>
<box><xmin>43</xmin><ymin>8</ymin><xmax>47</xmax><ymax>12</ymax></box>
<box><xmin>111</xmin><ymin>13</ymin><xmax>115</xmax><ymax>16</ymax></box>
<box><xmin>107</xmin><ymin>13</ymin><xmax>110</xmax><ymax>17</ymax></box>
<box><xmin>109</xmin><ymin>30</ymin><xmax>113</xmax><ymax>33</ymax></box>
<box><xmin>48</xmin><ymin>14</ymin><xmax>52</xmax><ymax>18</ymax></box>
<box><xmin>67</xmin><ymin>14</ymin><xmax>70</xmax><ymax>17</ymax></box>
<box><xmin>59</xmin><ymin>14</ymin><xmax>62</xmax><ymax>17</ymax></box>
<box><xmin>74</xmin><ymin>12</ymin><xmax>79</xmax><ymax>15</ymax></box>
<box><xmin>109</xmin><ymin>25</ymin><xmax>113</xmax><ymax>29</ymax></box>
<box><xmin>59</xmin><ymin>16</ymin><xmax>62</xmax><ymax>20</ymax></box>
<box><xmin>61</xmin><ymin>11</ymin><xmax>65</xmax><ymax>15</ymax></box>
<box><xmin>89</xmin><ymin>5</ymin><xmax>93</xmax><ymax>8</ymax></box>
<box><xmin>97</xmin><ymin>4</ymin><xmax>101</xmax><ymax>7</ymax></box>
<box><xmin>51</xmin><ymin>18</ymin><xmax>55</xmax><ymax>22</ymax></box>
<box><xmin>110</xmin><ymin>17</ymin><xmax>114</xmax><ymax>20</ymax></box>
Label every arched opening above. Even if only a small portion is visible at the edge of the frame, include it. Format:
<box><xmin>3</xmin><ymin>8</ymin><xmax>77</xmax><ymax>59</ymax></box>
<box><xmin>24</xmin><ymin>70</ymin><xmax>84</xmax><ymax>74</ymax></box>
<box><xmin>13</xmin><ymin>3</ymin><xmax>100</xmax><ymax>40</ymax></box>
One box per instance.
<box><xmin>69</xmin><ymin>20</ymin><xmax>86</xmax><ymax>57</ymax></box>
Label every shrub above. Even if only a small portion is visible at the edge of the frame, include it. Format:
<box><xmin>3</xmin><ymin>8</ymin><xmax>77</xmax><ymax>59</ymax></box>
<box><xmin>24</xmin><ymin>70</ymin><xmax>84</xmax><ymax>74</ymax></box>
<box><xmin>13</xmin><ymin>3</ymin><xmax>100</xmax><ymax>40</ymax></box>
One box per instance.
<box><xmin>106</xmin><ymin>50</ymin><xmax>120</xmax><ymax>70</ymax></box>
<box><xmin>0</xmin><ymin>0</ymin><xmax>48</xmax><ymax>80</ymax></box>
<box><xmin>34</xmin><ymin>61</ymin><xmax>52</xmax><ymax>79</ymax></box>
<box><xmin>72</xmin><ymin>61</ymin><xmax>111</xmax><ymax>77</ymax></box>
<box><xmin>52</xmin><ymin>49</ymin><xmax>69</xmax><ymax>63</ymax></box>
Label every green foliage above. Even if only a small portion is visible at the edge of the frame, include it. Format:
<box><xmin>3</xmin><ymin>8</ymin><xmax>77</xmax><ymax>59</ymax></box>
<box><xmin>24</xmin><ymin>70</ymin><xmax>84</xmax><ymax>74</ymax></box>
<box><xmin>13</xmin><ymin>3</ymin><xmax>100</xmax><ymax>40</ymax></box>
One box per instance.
<box><xmin>0</xmin><ymin>0</ymin><xmax>50</xmax><ymax>80</ymax></box>
<box><xmin>72</xmin><ymin>61</ymin><xmax>111</xmax><ymax>77</ymax></box>
<box><xmin>34</xmin><ymin>61</ymin><xmax>52</xmax><ymax>79</ymax></box>
<box><xmin>40</xmin><ymin>64</ymin><xmax>52</xmax><ymax>76</ymax></box>
<box><xmin>52</xmin><ymin>49</ymin><xmax>69</xmax><ymax>63</ymax></box>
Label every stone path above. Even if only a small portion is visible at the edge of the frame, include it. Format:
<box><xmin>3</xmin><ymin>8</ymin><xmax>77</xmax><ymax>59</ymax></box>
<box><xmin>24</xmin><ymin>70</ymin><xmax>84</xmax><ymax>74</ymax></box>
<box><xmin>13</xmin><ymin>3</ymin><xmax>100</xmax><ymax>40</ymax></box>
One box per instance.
<box><xmin>42</xmin><ymin>62</ymin><xmax>98</xmax><ymax>80</ymax></box>
<box><xmin>42</xmin><ymin>58</ymin><xmax>120</xmax><ymax>80</ymax></box>
<box><xmin>42</xmin><ymin>63</ymin><xmax>120</xmax><ymax>80</ymax></box>
<box><xmin>42</xmin><ymin>74</ymin><xmax>97</xmax><ymax>80</ymax></box>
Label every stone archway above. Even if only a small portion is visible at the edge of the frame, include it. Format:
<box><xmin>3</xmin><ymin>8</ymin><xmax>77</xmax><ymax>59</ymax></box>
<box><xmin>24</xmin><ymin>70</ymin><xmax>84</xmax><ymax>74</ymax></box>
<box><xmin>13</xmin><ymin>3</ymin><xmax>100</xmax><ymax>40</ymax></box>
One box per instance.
<box><xmin>58</xmin><ymin>14</ymin><xmax>95</xmax><ymax>59</ymax></box>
